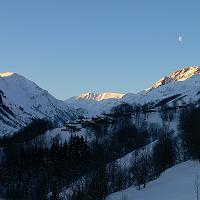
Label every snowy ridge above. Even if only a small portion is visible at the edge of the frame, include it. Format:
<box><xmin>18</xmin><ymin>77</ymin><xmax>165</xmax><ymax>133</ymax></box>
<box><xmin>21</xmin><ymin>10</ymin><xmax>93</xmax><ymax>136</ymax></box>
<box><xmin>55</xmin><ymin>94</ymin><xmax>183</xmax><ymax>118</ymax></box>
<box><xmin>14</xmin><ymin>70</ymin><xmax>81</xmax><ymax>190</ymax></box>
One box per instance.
<box><xmin>149</xmin><ymin>66</ymin><xmax>200</xmax><ymax>89</ymax></box>
<box><xmin>76</xmin><ymin>92</ymin><xmax>125</xmax><ymax>101</ymax></box>
<box><xmin>0</xmin><ymin>72</ymin><xmax>14</xmax><ymax>77</ymax></box>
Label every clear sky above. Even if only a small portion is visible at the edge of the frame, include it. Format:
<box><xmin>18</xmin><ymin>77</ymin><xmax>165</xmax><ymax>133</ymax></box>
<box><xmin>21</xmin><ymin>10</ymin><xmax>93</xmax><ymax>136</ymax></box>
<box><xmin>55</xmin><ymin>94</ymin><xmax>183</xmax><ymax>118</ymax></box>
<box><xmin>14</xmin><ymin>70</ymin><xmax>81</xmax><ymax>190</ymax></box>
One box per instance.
<box><xmin>0</xmin><ymin>0</ymin><xmax>200</xmax><ymax>99</ymax></box>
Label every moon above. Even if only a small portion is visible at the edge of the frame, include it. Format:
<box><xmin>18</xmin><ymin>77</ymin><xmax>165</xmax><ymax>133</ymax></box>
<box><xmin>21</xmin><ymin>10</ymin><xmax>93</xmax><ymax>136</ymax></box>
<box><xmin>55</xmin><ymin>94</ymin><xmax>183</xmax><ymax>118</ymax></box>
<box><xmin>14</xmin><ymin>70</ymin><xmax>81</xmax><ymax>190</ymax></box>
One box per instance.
<box><xmin>178</xmin><ymin>36</ymin><xmax>182</xmax><ymax>43</ymax></box>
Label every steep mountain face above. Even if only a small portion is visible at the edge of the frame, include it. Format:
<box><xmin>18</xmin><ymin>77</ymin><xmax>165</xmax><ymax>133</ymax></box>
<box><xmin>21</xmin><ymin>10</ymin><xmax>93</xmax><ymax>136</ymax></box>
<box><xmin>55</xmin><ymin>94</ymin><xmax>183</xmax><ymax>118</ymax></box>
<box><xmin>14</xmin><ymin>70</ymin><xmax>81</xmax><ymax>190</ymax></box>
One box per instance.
<box><xmin>0</xmin><ymin>72</ymin><xmax>78</xmax><ymax>136</ymax></box>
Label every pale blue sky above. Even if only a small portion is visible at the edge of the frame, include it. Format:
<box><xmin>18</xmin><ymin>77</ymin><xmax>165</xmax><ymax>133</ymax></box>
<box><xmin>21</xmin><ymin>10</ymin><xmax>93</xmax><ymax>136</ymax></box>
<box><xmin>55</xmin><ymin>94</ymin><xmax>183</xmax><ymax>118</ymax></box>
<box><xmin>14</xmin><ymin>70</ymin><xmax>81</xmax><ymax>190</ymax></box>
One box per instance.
<box><xmin>0</xmin><ymin>0</ymin><xmax>200</xmax><ymax>99</ymax></box>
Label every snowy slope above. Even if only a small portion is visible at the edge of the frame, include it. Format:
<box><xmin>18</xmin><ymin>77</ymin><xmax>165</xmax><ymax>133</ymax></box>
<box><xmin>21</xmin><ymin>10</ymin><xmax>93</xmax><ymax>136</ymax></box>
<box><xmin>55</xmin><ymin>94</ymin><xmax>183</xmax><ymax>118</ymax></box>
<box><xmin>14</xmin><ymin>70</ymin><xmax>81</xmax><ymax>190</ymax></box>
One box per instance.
<box><xmin>0</xmin><ymin>72</ymin><xmax>78</xmax><ymax>136</ymax></box>
<box><xmin>113</xmin><ymin>141</ymin><xmax>157</xmax><ymax>169</ymax></box>
<box><xmin>32</xmin><ymin>126</ymin><xmax>93</xmax><ymax>147</ymax></box>
<box><xmin>106</xmin><ymin>160</ymin><xmax>200</xmax><ymax>200</ymax></box>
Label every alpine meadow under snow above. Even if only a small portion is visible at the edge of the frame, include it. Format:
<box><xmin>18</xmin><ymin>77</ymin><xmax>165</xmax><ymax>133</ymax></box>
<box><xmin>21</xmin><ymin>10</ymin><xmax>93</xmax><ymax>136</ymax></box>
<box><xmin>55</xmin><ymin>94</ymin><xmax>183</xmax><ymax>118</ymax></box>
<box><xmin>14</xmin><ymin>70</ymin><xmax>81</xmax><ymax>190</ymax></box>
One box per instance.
<box><xmin>1</xmin><ymin>66</ymin><xmax>200</xmax><ymax>199</ymax></box>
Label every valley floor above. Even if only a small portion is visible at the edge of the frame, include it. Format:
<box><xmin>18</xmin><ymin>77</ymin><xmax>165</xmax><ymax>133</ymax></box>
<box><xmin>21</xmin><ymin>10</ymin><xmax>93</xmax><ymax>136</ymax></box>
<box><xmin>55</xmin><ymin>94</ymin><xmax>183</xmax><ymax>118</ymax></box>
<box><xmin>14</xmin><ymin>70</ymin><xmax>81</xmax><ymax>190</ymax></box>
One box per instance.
<box><xmin>106</xmin><ymin>160</ymin><xmax>200</xmax><ymax>200</ymax></box>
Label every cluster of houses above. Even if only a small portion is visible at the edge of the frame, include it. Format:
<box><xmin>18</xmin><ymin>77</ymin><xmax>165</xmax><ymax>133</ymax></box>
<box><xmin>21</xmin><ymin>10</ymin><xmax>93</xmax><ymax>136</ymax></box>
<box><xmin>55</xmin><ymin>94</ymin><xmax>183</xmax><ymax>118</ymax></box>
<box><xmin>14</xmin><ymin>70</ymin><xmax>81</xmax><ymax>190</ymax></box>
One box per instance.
<box><xmin>61</xmin><ymin>115</ymin><xmax>117</xmax><ymax>133</ymax></box>
<box><xmin>62</xmin><ymin>103</ymin><xmax>135</xmax><ymax>133</ymax></box>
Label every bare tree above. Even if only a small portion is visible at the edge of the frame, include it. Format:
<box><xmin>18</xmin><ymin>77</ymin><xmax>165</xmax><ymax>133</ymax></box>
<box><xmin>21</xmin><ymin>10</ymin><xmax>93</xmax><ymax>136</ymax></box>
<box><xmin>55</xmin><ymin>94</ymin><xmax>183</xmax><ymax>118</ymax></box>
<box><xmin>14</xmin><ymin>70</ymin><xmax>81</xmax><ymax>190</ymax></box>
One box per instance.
<box><xmin>121</xmin><ymin>190</ymin><xmax>127</xmax><ymax>200</ymax></box>
<box><xmin>132</xmin><ymin>153</ymin><xmax>151</xmax><ymax>190</ymax></box>
<box><xmin>195</xmin><ymin>175</ymin><xmax>200</xmax><ymax>200</ymax></box>
<box><xmin>159</xmin><ymin>104</ymin><xmax>175</xmax><ymax>129</ymax></box>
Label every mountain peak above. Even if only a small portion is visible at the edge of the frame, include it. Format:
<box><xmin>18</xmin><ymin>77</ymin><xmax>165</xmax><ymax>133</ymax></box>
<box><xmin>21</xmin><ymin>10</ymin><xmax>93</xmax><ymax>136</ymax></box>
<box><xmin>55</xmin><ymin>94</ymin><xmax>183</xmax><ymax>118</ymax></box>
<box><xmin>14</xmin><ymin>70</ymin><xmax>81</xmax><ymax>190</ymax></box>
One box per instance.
<box><xmin>150</xmin><ymin>66</ymin><xmax>200</xmax><ymax>89</ymax></box>
<box><xmin>77</xmin><ymin>92</ymin><xmax>125</xmax><ymax>101</ymax></box>
<box><xmin>170</xmin><ymin>66</ymin><xmax>200</xmax><ymax>81</ymax></box>
<box><xmin>0</xmin><ymin>72</ymin><xmax>14</xmax><ymax>77</ymax></box>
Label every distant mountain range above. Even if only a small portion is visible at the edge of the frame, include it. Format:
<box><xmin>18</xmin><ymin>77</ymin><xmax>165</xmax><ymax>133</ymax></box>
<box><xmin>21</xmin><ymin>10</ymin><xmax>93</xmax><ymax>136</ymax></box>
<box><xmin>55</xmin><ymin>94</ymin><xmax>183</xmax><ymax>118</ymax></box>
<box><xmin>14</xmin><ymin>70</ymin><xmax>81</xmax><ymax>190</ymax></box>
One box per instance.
<box><xmin>1</xmin><ymin>66</ymin><xmax>200</xmax><ymax>135</ymax></box>
<box><xmin>65</xmin><ymin>66</ymin><xmax>200</xmax><ymax>115</ymax></box>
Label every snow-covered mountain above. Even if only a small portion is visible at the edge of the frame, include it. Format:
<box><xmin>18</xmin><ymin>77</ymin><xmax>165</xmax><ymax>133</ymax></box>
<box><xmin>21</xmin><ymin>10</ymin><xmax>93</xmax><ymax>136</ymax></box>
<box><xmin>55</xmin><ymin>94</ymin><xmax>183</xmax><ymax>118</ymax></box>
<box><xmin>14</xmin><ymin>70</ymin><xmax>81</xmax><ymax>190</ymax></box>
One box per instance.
<box><xmin>65</xmin><ymin>66</ymin><xmax>200</xmax><ymax>115</ymax></box>
<box><xmin>149</xmin><ymin>66</ymin><xmax>200</xmax><ymax>90</ymax></box>
<box><xmin>0</xmin><ymin>72</ymin><xmax>78</xmax><ymax>136</ymax></box>
<box><xmin>1</xmin><ymin>66</ymin><xmax>200</xmax><ymax>135</ymax></box>
<box><xmin>123</xmin><ymin>66</ymin><xmax>200</xmax><ymax>105</ymax></box>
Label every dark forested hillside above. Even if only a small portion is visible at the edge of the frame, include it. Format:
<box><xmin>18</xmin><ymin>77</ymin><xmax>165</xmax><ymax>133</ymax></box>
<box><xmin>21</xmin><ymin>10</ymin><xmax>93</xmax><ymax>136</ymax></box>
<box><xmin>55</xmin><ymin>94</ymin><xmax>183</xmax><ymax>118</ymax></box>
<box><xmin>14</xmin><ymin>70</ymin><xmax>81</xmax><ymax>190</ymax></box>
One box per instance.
<box><xmin>0</xmin><ymin>102</ymin><xmax>181</xmax><ymax>200</ymax></box>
